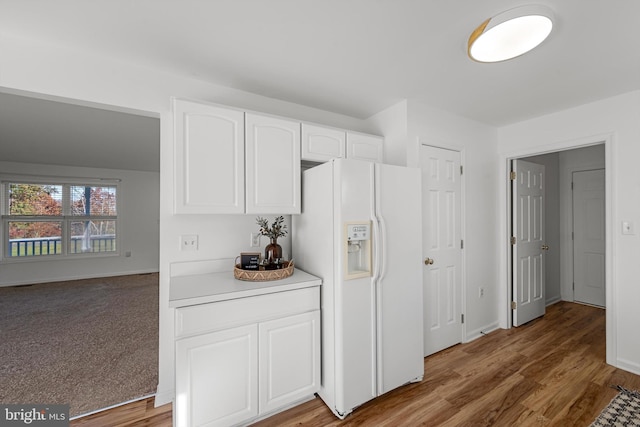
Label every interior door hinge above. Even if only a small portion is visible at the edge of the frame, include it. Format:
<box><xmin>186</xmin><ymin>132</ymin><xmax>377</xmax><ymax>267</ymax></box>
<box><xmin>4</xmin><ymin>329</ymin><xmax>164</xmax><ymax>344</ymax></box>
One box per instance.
<box><xmin>460</xmin><ymin>165</ymin><xmax>463</xmax><ymax>175</ymax></box>
<box><xmin>461</xmin><ymin>314</ymin><xmax>464</xmax><ymax>324</ymax></box>
<box><xmin>571</xmin><ymin>231</ymin><xmax>574</xmax><ymax>240</ymax></box>
<box><xmin>510</xmin><ymin>171</ymin><xmax>516</xmax><ymax>181</ymax></box>
<box><xmin>511</xmin><ymin>301</ymin><xmax>517</xmax><ymax>310</ymax></box>
<box><xmin>461</xmin><ymin>239</ymin><xmax>464</xmax><ymax>249</ymax></box>
<box><xmin>572</xmin><ymin>282</ymin><xmax>575</xmax><ymax>290</ymax></box>
<box><xmin>510</xmin><ymin>236</ymin><xmax>516</xmax><ymax>245</ymax></box>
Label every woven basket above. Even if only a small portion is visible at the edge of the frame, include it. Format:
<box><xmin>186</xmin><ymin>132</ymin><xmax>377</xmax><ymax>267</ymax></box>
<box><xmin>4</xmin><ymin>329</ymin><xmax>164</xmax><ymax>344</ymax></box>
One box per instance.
<box><xmin>234</xmin><ymin>259</ymin><xmax>294</xmax><ymax>282</ymax></box>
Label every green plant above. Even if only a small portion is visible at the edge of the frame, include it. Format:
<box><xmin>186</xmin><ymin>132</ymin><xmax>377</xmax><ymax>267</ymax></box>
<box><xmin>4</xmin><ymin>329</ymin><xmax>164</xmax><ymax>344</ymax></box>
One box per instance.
<box><xmin>256</xmin><ymin>216</ymin><xmax>287</xmax><ymax>240</ymax></box>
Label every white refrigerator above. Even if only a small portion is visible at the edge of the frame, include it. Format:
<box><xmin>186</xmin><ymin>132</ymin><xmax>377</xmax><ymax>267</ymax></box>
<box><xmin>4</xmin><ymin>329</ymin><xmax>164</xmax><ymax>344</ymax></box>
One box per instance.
<box><xmin>293</xmin><ymin>158</ymin><xmax>424</xmax><ymax>419</ymax></box>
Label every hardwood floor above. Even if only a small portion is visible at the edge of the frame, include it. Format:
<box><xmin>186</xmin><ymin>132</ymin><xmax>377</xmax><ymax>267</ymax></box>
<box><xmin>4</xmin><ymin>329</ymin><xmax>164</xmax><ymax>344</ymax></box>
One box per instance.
<box><xmin>70</xmin><ymin>398</ymin><xmax>172</xmax><ymax>427</ymax></box>
<box><xmin>71</xmin><ymin>302</ymin><xmax>640</xmax><ymax>426</ymax></box>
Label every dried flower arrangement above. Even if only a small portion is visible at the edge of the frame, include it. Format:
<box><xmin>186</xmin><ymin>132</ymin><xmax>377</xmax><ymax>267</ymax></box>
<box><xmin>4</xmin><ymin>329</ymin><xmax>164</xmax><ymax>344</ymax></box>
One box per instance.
<box><xmin>256</xmin><ymin>215</ymin><xmax>288</xmax><ymax>240</ymax></box>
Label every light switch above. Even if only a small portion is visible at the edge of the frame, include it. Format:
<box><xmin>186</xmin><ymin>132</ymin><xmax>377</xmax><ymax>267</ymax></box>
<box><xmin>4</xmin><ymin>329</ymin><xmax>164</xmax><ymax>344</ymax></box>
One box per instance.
<box><xmin>622</xmin><ymin>221</ymin><xmax>635</xmax><ymax>235</ymax></box>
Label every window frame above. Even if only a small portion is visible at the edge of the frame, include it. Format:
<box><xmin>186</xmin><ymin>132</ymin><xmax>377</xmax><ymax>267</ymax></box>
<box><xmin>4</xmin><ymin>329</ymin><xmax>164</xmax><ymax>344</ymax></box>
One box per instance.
<box><xmin>1</xmin><ymin>175</ymin><xmax>121</xmax><ymax>262</ymax></box>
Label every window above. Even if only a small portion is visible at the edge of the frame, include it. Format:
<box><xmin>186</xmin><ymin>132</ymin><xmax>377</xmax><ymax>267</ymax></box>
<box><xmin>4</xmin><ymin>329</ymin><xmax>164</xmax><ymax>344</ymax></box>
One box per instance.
<box><xmin>2</xmin><ymin>179</ymin><xmax>118</xmax><ymax>259</ymax></box>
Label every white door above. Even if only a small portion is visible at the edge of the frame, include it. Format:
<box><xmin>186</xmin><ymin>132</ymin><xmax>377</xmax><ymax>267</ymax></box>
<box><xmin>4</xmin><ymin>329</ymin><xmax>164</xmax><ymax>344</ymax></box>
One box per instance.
<box><xmin>512</xmin><ymin>160</ymin><xmax>546</xmax><ymax>327</ymax></box>
<box><xmin>420</xmin><ymin>145</ymin><xmax>462</xmax><ymax>357</ymax></box>
<box><xmin>573</xmin><ymin>169</ymin><xmax>605</xmax><ymax>307</ymax></box>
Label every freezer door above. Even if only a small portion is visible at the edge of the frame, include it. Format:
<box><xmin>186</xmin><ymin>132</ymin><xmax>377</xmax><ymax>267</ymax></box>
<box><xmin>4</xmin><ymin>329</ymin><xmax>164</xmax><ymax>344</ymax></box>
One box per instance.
<box><xmin>333</xmin><ymin>159</ymin><xmax>377</xmax><ymax>415</ymax></box>
<box><xmin>374</xmin><ymin>163</ymin><xmax>424</xmax><ymax>394</ymax></box>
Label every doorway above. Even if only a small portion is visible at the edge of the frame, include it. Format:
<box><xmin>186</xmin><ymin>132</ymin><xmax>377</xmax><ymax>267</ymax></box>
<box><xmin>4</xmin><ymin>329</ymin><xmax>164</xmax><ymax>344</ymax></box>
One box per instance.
<box><xmin>509</xmin><ymin>144</ymin><xmax>606</xmax><ymax>326</ymax></box>
<box><xmin>0</xmin><ymin>88</ymin><xmax>161</xmax><ymax>416</ymax></box>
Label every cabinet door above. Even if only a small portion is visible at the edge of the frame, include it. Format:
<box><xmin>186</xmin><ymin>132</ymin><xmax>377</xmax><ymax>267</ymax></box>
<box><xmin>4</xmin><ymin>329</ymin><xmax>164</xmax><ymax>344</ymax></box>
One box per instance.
<box><xmin>258</xmin><ymin>310</ymin><xmax>320</xmax><ymax>414</ymax></box>
<box><xmin>301</xmin><ymin>123</ymin><xmax>346</xmax><ymax>162</ymax></box>
<box><xmin>174</xmin><ymin>99</ymin><xmax>245</xmax><ymax>214</ymax></box>
<box><xmin>245</xmin><ymin>113</ymin><xmax>301</xmax><ymax>214</ymax></box>
<box><xmin>346</xmin><ymin>132</ymin><xmax>384</xmax><ymax>163</ymax></box>
<box><xmin>175</xmin><ymin>324</ymin><xmax>258</xmax><ymax>427</ymax></box>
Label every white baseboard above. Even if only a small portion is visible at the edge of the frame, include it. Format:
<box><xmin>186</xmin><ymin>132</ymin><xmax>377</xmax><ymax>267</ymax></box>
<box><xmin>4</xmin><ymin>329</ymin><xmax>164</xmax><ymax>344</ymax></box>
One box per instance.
<box><xmin>616</xmin><ymin>358</ymin><xmax>640</xmax><ymax>377</ymax></box>
<box><xmin>0</xmin><ymin>269</ymin><xmax>159</xmax><ymax>287</ymax></box>
<box><xmin>154</xmin><ymin>388</ymin><xmax>174</xmax><ymax>407</ymax></box>
<box><xmin>465</xmin><ymin>321</ymin><xmax>500</xmax><ymax>343</ymax></box>
<box><xmin>546</xmin><ymin>296</ymin><xmax>562</xmax><ymax>306</ymax></box>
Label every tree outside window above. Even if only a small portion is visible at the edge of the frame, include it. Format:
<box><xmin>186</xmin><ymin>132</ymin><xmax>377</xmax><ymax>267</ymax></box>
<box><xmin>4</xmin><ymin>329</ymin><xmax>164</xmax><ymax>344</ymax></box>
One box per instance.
<box><xmin>3</xmin><ymin>182</ymin><xmax>118</xmax><ymax>258</ymax></box>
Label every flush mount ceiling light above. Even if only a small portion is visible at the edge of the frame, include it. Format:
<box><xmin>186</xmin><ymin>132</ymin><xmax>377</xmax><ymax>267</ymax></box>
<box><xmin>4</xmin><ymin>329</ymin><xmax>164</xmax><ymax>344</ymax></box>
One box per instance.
<box><xmin>468</xmin><ymin>5</ymin><xmax>554</xmax><ymax>62</ymax></box>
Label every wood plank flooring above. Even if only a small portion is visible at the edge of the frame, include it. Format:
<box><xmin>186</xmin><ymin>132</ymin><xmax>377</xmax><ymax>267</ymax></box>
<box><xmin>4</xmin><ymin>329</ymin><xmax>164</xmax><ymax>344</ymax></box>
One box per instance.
<box><xmin>70</xmin><ymin>397</ymin><xmax>172</xmax><ymax>427</ymax></box>
<box><xmin>71</xmin><ymin>302</ymin><xmax>640</xmax><ymax>426</ymax></box>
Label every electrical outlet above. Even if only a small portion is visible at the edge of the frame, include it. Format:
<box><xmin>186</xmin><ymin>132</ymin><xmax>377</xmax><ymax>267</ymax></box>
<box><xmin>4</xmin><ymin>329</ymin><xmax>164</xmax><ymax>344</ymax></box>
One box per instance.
<box><xmin>479</xmin><ymin>287</ymin><xmax>485</xmax><ymax>298</ymax></box>
<box><xmin>250</xmin><ymin>233</ymin><xmax>261</xmax><ymax>247</ymax></box>
<box><xmin>180</xmin><ymin>234</ymin><xmax>198</xmax><ymax>251</ymax></box>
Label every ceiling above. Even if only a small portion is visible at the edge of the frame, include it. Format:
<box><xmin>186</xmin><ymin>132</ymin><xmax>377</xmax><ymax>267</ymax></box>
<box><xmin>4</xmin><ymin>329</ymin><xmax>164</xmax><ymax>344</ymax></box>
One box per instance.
<box><xmin>0</xmin><ymin>92</ymin><xmax>160</xmax><ymax>172</ymax></box>
<box><xmin>1</xmin><ymin>0</ymin><xmax>639</xmax><ymax>170</ymax></box>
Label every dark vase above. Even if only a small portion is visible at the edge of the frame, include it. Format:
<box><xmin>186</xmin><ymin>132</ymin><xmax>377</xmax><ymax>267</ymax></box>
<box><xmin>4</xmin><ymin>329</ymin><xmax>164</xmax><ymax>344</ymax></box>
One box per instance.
<box><xmin>264</xmin><ymin>237</ymin><xmax>283</xmax><ymax>268</ymax></box>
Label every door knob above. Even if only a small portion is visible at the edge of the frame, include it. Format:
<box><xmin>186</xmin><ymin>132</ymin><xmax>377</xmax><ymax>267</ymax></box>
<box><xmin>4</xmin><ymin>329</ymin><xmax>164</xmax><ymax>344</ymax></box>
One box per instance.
<box><xmin>424</xmin><ymin>257</ymin><xmax>434</xmax><ymax>265</ymax></box>
<box><xmin>542</xmin><ymin>244</ymin><xmax>549</xmax><ymax>251</ymax></box>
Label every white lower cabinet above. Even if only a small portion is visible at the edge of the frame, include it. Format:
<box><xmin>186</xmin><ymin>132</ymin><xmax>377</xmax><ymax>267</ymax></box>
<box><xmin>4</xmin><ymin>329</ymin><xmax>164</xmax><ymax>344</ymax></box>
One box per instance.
<box><xmin>176</xmin><ymin>325</ymin><xmax>259</xmax><ymax>427</ymax></box>
<box><xmin>259</xmin><ymin>311</ymin><xmax>320</xmax><ymax>414</ymax></box>
<box><xmin>175</xmin><ymin>287</ymin><xmax>320</xmax><ymax>427</ymax></box>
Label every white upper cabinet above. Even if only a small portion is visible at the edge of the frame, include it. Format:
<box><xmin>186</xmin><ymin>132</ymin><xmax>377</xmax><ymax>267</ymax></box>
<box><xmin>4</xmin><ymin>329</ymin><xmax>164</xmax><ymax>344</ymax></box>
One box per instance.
<box><xmin>174</xmin><ymin>99</ymin><xmax>245</xmax><ymax>214</ymax></box>
<box><xmin>301</xmin><ymin>123</ymin><xmax>384</xmax><ymax>164</ymax></box>
<box><xmin>301</xmin><ymin>123</ymin><xmax>346</xmax><ymax>162</ymax></box>
<box><xmin>173</xmin><ymin>99</ymin><xmax>302</xmax><ymax>215</ymax></box>
<box><xmin>245</xmin><ymin>113</ymin><xmax>301</xmax><ymax>214</ymax></box>
<box><xmin>347</xmin><ymin>132</ymin><xmax>384</xmax><ymax>163</ymax></box>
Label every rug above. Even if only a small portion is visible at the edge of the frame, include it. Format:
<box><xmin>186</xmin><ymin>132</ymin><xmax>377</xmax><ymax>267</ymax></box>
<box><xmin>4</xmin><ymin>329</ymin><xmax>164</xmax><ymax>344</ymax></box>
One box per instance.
<box><xmin>591</xmin><ymin>386</ymin><xmax>640</xmax><ymax>427</ymax></box>
<box><xmin>0</xmin><ymin>274</ymin><xmax>158</xmax><ymax>418</ymax></box>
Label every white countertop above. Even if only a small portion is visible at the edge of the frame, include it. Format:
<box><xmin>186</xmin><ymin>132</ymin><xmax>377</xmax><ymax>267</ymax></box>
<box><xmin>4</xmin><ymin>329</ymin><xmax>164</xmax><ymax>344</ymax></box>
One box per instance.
<box><xmin>169</xmin><ymin>268</ymin><xmax>322</xmax><ymax>308</ymax></box>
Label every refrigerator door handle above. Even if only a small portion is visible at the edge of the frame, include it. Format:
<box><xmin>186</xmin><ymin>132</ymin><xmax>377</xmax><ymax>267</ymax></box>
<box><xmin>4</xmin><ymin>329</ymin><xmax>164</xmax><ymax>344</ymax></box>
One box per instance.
<box><xmin>373</xmin><ymin>163</ymin><xmax>386</xmax><ymax>282</ymax></box>
<box><xmin>371</xmin><ymin>165</ymin><xmax>381</xmax><ymax>284</ymax></box>
<box><xmin>371</xmin><ymin>218</ymin><xmax>381</xmax><ymax>283</ymax></box>
<box><xmin>377</xmin><ymin>214</ymin><xmax>387</xmax><ymax>281</ymax></box>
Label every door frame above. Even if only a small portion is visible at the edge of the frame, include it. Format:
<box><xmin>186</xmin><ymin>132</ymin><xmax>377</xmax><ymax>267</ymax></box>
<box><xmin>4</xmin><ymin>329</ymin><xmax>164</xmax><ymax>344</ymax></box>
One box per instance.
<box><xmin>418</xmin><ymin>139</ymin><xmax>467</xmax><ymax>344</ymax></box>
<box><xmin>499</xmin><ymin>133</ymin><xmax>615</xmax><ymax>365</ymax></box>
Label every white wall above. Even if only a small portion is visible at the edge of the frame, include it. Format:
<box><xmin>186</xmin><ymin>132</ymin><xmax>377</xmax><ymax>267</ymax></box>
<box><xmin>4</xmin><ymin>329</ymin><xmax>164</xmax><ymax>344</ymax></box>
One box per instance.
<box><xmin>498</xmin><ymin>90</ymin><xmax>640</xmax><ymax>374</ymax></box>
<box><xmin>0</xmin><ymin>33</ymin><xmax>376</xmax><ymax>405</ymax></box>
<box><xmin>367</xmin><ymin>100</ymin><xmax>408</xmax><ymax>166</ymax></box>
<box><xmin>0</xmin><ymin>161</ymin><xmax>159</xmax><ymax>286</ymax></box>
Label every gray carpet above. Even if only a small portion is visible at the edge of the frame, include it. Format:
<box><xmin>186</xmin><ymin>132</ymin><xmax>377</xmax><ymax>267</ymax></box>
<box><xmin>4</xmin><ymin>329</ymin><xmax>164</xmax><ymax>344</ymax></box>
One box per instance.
<box><xmin>0</xmin><ymin>273</ymin><xmax>158</xmax><ymax>417</ymax></box>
